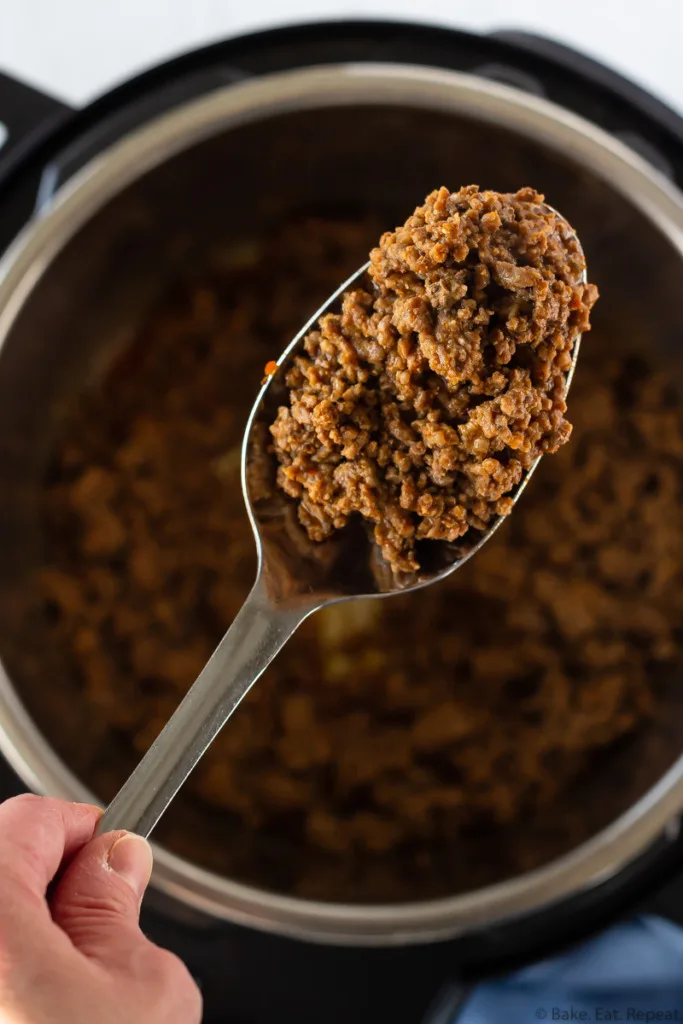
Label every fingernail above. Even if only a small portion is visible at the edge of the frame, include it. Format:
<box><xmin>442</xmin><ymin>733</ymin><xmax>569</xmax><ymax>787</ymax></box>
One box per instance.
<box><xmin>107</xmin><ymin>833</ymin><xmax>153</xmax><ymax>900</ymax></box>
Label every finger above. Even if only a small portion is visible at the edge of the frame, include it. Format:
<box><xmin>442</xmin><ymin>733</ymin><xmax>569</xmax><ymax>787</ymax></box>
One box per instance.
<box><xmin>0</xmin><ymin>795</ymin><xmax>102</xmax><ymax>905</ymax></box>
<box><xmin>50</xmin><ymin>829</ymin><xmax>154</xmax><ymax>968</ymax></box>
<box><xmin>53</xmin><ymin>831</ymin><xmax>202</xmax><ymax>1022</ymax></box>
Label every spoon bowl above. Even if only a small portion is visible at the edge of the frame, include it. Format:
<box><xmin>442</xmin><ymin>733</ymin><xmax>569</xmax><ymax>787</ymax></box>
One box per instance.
<box><xmin>98</xmin><ymin>211</ymin><xmax>587</xmax><ymax>838</ymax></box>
<box><xmin>244</xmin><ymin>255</ymin><xmax>584</xmax><ymax>602</ymax></box>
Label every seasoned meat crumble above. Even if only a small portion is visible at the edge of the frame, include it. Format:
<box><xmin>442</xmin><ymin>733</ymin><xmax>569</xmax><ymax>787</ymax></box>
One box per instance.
<box><xmin>270</xmin><ymin>186</ymin><xmax>598</xmax><ymax>571</ymax></box>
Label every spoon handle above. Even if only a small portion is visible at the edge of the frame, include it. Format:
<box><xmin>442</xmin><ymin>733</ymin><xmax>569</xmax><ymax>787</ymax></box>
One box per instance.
<box><xmin>97</xmin><ymin>579</ymin><xmax>311</xmax><ymax>838</ymax></box>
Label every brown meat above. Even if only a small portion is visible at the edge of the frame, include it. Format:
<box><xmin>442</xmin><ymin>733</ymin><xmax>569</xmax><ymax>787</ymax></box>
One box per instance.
<box><xmin>270</xmin><ymin>187</ymin><xmax>598</xmax><ymax>571</ymax></box>
<box><xmin>35</xmin><ymin>213</ymin><xmax>683</xmax><ymax>903</ymax></box>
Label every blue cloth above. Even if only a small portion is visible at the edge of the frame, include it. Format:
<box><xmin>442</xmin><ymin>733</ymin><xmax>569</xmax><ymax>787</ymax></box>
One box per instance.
<box><xmin>457</xmin><ymin>916</ymin><xmax>683</xmax><ymax>1023</ymax></box>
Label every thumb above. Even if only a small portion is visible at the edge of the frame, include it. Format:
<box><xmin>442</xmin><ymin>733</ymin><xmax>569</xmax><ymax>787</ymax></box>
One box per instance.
<box><xmin>50</xmin><ymin>829</ymin><xmax>154</xmax><ymax>966</ymax></box>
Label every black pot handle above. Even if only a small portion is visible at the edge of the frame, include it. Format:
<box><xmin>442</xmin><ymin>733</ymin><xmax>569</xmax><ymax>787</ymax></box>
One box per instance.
<box><xmin>0</xmin><ymin>72</ymin><xmax>72</xmax><ymax>166</ymax></box>
<box><xmin>27</xmin><ymin>67</ymin><xmax>246</xmax><ymax>211</ymax></box>
<box><xmin>491</xmin><ymin>31</ymin><xmax>683</xmax><ymax>145</ymax></box>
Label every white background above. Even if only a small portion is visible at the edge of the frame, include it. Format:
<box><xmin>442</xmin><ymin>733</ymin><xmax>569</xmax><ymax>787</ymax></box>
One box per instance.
<box><xmin>1</xmin><ymin>0</ymin><xmax>682</xmax><ymax>114</ymax></box>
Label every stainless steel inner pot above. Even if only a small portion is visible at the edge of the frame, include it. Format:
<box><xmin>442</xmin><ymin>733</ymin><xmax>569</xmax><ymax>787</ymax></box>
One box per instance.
<box><xmin>1</xmin><ymin>64</ymin><xmax>683</xmax><ymax>945</ymax></box>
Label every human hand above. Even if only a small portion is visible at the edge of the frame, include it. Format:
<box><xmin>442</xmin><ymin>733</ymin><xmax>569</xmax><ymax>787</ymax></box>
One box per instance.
<box><xmin>0</xmin><ymin>794</ymin><xmax>201</xmax><ymax>1024</ymax></box>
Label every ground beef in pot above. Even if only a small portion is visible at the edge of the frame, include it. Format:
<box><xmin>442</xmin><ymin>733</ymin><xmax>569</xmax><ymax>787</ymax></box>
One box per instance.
<box><xmin>35</xmin><ymin>213</ymin><xmax>683</xmax><ymax>903</ymax></box>
<box><xmin>270</xmin><ymin>186</ymin><xmax>598</xmax><ymax>572</ymax></box>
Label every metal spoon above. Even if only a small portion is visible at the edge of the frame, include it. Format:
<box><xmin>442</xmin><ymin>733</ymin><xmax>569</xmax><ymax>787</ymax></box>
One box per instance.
<box><xmin>98</xmin><ymin>237</ymin><xmax>586</xmax><ymax>838</ymax></box>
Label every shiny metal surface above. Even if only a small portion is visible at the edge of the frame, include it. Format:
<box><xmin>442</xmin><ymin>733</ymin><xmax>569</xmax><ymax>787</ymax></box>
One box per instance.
<box><xmin>97</xmin><ymin>578</ymin><xmax>311</xmax><ymax>838</ymax></box>
<box><xmin>0</xmin><ymin>64</ymin><xmax>682</xmax><ymax>943</ymax></box>
<box><xmin>99</xmin><ymin>245</ymin><xmax>584</xmax><ymax>838</ymax></box>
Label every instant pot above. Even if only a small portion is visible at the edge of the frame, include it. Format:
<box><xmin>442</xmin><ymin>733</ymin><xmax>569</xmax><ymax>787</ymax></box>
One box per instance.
<box><xmin>1</xmin><ymin>21</ymin><xmax>683</xmax><ymax>1024</ymax></box>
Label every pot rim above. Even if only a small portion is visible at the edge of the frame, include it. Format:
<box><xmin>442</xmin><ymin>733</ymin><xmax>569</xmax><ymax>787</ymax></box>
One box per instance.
<box><xmin>1</xmin><ymin>62</ymin><xmax>683</xmax><ymax>945</ymax></box>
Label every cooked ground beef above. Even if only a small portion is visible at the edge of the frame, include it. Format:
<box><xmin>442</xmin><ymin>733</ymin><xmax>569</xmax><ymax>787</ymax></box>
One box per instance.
<box><xmin>270</xmin><ymin>187</ymin><xmax>598</xmax><ymax>572</ymax></box>
<box><xmin>34</xmin><ymin>213</ymin><xmax>683</xmax><ymax>903</ymax></box>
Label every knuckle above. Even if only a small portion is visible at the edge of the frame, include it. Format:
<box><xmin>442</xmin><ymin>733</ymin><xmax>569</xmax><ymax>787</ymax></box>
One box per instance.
<box><xmin>3</xmin><ymin>793</ymin><xmax>85</xmax><ymax>825</ymax></box>
<box><xmin>7</xmin><ymin>792</ymin><xmax>42</xmax><ymax>806</ymax></box>
<box><xmin>4</xmin><ymin>792</ymin><xmax>45</xmax><ymax>816</ymax></box>
<box><xmin>146</xmin><ymin>945</ymin><xmax>202</xmax><ymax>1012</ymax></box>
<box><xmin>7</xmin><ymin>793</ymin><xmax>64</xmax><ymax>817</ymax></box>
<box><xmin>147</xmin><ymin>945</ymin><xmax>189</xmax><ymax>982</ymax></box>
